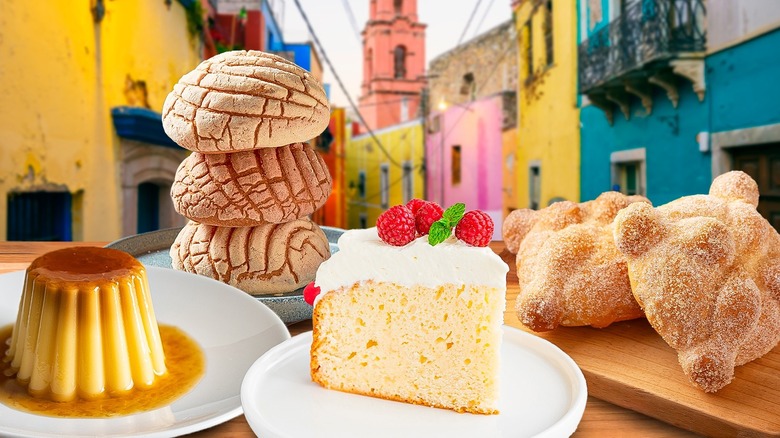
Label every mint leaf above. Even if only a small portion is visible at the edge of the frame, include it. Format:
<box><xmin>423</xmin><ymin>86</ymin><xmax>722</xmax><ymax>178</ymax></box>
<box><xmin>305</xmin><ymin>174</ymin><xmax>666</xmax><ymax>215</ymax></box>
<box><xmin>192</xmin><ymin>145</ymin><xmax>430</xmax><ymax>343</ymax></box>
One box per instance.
<box><xmin>442</xmin><ymin>203</ymin><xmax>465</xmax><ymax>227</ymax></box>
<box><xmin>427</xmin><ymin>220</ymin><xmax>451</xmax><ymax>246</ymax></box>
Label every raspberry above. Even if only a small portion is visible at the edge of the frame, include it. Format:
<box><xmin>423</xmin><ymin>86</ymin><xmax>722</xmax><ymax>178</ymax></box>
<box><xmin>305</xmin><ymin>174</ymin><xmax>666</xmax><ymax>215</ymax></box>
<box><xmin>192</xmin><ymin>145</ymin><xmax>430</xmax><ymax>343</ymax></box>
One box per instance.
<box><xmin>303</xmin><ymin>282</ymin><xmax>321</xmax><ymax>306</ymax></box>
<box><xmin>455</xmin><ymin>210</ymin><xmax>494</xmax><ymax>247</ymax></box>
<box><xmin>377</xmin><ymin>205</ymin><xmax>416</xmax><ymax>246</ymax></box>
<box><xmin>415</xmin><ymin>202</ymin><xmax>444</xmax><ymax>235</ymax></box>
<box><xmin>406</xmin><ymin>198</ymin><xmax>427</xmax><ymax>215</ymax></box>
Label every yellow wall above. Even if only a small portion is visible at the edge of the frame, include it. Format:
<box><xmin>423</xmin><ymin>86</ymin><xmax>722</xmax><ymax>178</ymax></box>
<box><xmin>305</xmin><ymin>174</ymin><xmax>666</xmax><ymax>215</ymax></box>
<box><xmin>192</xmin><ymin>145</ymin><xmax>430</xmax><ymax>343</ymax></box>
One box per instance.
<box><xmin>514</xmin><ymin>0</ymin><xmax>580</xmax><ymax>208</ymax></box>
<box><xmin>0</xmin><ymin>0</ymin><xmax>201</xmax><ymax>241</ymax></box>
<box><xmin>346</xmin><ymin>120</ymin><xmax>425</xmax><ymax>228</ymax></box>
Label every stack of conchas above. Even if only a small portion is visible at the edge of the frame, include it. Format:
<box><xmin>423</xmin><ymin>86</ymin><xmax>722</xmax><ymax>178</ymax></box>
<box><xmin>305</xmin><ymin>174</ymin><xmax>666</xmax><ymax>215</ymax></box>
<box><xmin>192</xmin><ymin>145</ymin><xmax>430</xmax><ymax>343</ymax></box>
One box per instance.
<box><xmin>161</xmin><ymin>50</ymin><xmax>332</xmax><ymax>294</ymax></box>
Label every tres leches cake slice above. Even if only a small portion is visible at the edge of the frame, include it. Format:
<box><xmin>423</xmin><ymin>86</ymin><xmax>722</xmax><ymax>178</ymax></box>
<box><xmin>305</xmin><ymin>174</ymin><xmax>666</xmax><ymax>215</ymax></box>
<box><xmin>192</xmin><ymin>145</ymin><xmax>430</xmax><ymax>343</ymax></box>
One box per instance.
<box><xmin>309</xmin><ymin>201</ymin><xmax>509</xmax><ymax>414</ymax></box>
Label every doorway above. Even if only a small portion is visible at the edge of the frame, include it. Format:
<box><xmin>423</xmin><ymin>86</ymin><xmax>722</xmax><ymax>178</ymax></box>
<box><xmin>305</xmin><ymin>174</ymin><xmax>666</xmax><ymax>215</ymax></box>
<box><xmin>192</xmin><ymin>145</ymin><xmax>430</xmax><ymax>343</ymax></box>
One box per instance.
<box><xmin>730</xmin><ymin>143</ymin><xmax>780</xmax><ymax>231</ymax></box>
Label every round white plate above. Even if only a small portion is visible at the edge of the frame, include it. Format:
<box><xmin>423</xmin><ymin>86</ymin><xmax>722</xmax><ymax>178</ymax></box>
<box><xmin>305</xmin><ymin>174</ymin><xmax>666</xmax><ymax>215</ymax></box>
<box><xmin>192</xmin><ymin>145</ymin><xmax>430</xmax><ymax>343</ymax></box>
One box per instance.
<box><xmin>241</xmin><ymin>326</ymin><xmax>587</xmax><ymax>438</ymax></box>
<box><xmin>0</xmin><ymin>266</ymin><xmax>290</xmax><ymax>437</ymax></box>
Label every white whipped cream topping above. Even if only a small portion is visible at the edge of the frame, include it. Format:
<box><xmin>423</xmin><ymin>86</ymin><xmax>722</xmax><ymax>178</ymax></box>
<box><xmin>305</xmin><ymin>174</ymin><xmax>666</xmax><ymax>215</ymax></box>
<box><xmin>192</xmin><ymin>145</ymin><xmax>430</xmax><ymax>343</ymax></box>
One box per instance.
<box><xmin>314</xmin><ymin>227</ymin><xmax>509</xmax><ymax>303</ymax></box>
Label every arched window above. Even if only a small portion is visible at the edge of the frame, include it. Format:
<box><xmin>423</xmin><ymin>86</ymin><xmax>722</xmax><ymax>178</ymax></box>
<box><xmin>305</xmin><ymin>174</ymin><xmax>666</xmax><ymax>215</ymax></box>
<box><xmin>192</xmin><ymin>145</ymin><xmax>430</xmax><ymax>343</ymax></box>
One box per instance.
<box><xmin>394</xmin><ymin>45</ymin><xmax>406</xmax><ymax>79</ymax></box>
<box><xmin>394</xmin><ymin>0</ymin><xmax>402</xmax><ymax>15</ymax></box>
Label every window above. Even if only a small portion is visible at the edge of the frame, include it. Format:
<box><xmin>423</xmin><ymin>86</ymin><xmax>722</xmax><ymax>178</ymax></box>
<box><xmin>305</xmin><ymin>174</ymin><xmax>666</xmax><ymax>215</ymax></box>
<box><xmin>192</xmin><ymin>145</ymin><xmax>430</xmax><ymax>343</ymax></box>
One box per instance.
<box><xmin>460</xmin><ymin>72</ymin><xmax>475</xmax><ymax>100</ymax></box>
<box><xmin>402</xmin><ymin>161</ymin><xmax>413</xmax><ymax>203</ymax></box>
<box><xmin>543</xmin><ymin>0</ymin><xmax>554</xmax><ymax>67</ymax></box>
<box><xmin>137</xmin><ymin>182</ymin><xmax>161</xmax><ymax>234</ymax></box>
<box><xmin>380</xmin><ymin>164</ymin><xmax>390</xmax><ymax>208</ymax></box>
<box><xmin>7</xmin><ymin>191</ymin><xmax>73</xmax><ymax>241</ymax></box>
<box><xmin>621</xmin><ymin>163</ymin><xmax>639</xmax><ymax>195</ymax></box>
<box><xmin>400</xmin><ymin>96</ymin><xmax>409</xmax><ymax>122</ymax></box>
<box><xmin>394</xmin><ymin>0</ymin><xmax>402</xmax><ymax>15</ymax></box>
<box><xmin>610</xmin><ymin>148</ymin><xmax>646</xmax><ymax>196</ymax></box>
<box><xmin>451</xmin><ymin>145</ymin><xmax>462</xmax><ymax>185</ymax></box>
<box><xmin>394</xmin><ymin>45</ymin><xmax>407</xmax><ymax>79</ymax></box>
<box><xmin>529</xmin><ymin>163</ymin><xmax>541</xmax><ymax>210</ymax></box>
<box><xmin>522</xmin><ymin>21</ymin><xmax>533</xmax><ymax>79</ymax></box>
<box><xmin>358</xmin><ymin>170</ymin><xmax>367</xmax><ymax>198</ymax></box>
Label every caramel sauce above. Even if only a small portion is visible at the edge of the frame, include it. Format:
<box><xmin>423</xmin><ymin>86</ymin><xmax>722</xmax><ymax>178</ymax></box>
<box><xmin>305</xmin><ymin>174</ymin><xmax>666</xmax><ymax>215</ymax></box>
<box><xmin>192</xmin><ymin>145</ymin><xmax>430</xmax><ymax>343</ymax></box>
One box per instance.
<box><xmin>27</xmin><ymin>246</ymin><xmax>143</xmax><ymax>282</ymax></box>
<box><xmin>0</xmin><ymin>324</ymin><xmax>204</xmax><ymax>418</ymax></box>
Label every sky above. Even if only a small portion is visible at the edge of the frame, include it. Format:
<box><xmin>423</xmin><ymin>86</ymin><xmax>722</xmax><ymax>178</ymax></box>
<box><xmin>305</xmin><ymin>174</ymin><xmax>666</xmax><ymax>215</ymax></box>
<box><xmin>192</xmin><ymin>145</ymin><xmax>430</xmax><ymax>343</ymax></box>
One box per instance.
<box><xmin>281</xmin><ymin>0</ymin><xmax>513</xmax><ymax>109</ymax></box>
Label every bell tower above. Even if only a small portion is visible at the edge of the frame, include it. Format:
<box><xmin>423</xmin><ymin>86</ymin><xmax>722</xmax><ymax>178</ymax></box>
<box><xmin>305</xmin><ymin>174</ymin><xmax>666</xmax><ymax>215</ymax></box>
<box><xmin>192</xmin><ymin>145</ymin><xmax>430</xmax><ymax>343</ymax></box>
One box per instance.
<box><xmin>358</xmin><ymin>0</ymin><xmax>426</xmax><ymax>132</ymax></box>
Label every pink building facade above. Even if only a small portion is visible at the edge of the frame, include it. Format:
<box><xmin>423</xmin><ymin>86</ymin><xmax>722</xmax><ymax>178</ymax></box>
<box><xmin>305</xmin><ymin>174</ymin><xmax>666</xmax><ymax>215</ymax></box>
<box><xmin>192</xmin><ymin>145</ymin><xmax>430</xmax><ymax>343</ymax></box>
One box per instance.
<box><xmin>426</xmin><ymin>93</ymin><xmax>509</xmax><ymax>240</ymax></box>
<box><xmin>358</xmin><ymin>0</ymin><xmax>426</xmax><ymax>131</ymax></box>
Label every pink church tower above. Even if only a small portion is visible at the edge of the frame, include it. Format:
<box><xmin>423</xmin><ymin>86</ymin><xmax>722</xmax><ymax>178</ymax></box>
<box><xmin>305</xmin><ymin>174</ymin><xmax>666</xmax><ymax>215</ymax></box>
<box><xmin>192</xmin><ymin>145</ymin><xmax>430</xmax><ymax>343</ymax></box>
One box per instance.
<box><xmin>358</xmin><ymin>0</ymin><xmax>426</xmax><ymax>132</ymax></box>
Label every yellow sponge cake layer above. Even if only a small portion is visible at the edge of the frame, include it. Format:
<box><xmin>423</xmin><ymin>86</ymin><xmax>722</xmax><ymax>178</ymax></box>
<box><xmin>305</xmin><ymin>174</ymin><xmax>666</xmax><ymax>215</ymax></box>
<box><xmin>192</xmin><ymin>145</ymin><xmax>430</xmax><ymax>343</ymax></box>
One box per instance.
<box><xmin>310</xmin><ymin>228</ymin><xmax>508</xmax><ymax>414</ymax></box>
<box><xmin>312</xmin><ymin>281</ymin><xmax>504</xmax><ymax>414</ymax></box>
<box><xmin>4</xmin><ymin>247</ymin><xmax>166</xmax><ymax>402</ymax></box>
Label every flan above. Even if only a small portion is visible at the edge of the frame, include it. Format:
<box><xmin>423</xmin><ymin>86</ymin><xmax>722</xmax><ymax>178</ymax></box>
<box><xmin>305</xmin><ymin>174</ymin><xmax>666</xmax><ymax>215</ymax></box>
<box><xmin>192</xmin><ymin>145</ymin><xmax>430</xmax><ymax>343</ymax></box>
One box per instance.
<box><xmin>310</xmin><ymin>228</ymin><xmax>508</xmax><ymax>414</ymax></box>
<box><xmin>3</xmin><ymin>247</ymin><xmax>166</xmax><ymax>402</ymax></box>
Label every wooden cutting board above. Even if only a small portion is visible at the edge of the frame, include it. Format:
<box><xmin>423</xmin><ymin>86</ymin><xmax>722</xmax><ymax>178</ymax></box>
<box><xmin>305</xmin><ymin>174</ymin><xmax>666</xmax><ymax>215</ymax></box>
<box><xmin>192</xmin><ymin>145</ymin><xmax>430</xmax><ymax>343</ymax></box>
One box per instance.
<box><xmin>504</xmin><ymin>298</ymin><xmax>780</xmax><ymax>437</ymax></box>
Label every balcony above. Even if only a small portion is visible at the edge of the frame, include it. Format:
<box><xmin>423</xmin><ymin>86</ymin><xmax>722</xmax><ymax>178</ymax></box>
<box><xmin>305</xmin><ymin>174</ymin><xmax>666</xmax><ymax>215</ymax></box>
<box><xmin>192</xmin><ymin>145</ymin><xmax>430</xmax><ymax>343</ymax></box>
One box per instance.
<box><xmin>578</xmin><ymin>0</ymin><xmax>706</xmax><ymax>123</ymax></box>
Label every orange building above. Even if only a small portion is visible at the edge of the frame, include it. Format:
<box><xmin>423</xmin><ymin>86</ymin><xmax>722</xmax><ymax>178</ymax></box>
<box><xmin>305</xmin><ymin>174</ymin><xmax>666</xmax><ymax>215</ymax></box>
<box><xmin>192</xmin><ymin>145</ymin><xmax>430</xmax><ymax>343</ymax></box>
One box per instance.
<box><xmin>311</xmin><ymin>108</ymin><xmax>347</xmax><ymax>229</ymax></box>
<box><xmin>358</xmin><ymin>0</ymin><xmax>427</xmax><ymax>131</ymax></box>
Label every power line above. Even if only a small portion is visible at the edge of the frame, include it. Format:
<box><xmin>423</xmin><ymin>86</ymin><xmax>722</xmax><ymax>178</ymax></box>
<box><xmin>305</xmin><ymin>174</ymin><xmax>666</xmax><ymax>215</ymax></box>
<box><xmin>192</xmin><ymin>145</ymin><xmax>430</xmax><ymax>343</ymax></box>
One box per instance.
<box><xmin>437</xmin><ymin>41</ymin><xmax>515</xmax><ymax>155</ymax></box>
<box><xmin>340</xmin><ymin>0</ymin><xmax>362</xmax><ymax>43</ymax></box>
<box><xmin>472</xmin><ymin>0</ymin><xmax>497</xmax><ymax>38</ymax></box>
<box><xmin>457</xmin><ymin>0</ymin><xmax>483</xmax><ymax>46</ymax></box>
<box><xmin>292</xmin><ymin>0</ymin><xmax>407</xmax><ymax>169</ymax></box>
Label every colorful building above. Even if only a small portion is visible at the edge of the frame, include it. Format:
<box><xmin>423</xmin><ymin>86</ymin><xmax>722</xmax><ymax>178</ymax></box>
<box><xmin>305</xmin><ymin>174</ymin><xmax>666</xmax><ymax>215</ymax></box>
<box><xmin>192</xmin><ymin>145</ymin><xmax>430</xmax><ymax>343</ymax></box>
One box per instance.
<box><xmin>577</xmin><ymin>0</ymin><xmax>780</xmax><ymax>232</ymax></box>
<box><xmin>207</xmin><ymin>0</ymin><xmax>286</xmax><ymax>56</ymax></box>
<box><xmin>707</xmin><ymin>2</ymin><xmax>780</xmax><ymax>230</ymax></box>
<box><xmin>0</xmin><ymin>0</ymin><xmax>203</xmax><ymax>241</ymax></box>
<box><xmin>425</xmin><ymin>21</ymin><xmax>518</xmax><ymax>238</ymax></box>
<box><xmin>514</xmin><ymin>0</ymin><xmax>581</xmax><ymax>210</ymax></box>
<box><xmin>346</xmin><ymin>120</ymin><xmax>425</xmax><ymax>228</ymax></box>
<box><xmin>311</xmin><ymin>107</ymin><xmax>347</xmax><ymax>229</ymax></box>
<box><xmin>207</xmin><ymin>2</ymin><xmax>325</xmax><ymax>88</ymax></box>
<box><xmin>577</xmin><ymin>0</ymin><xmax>709</xmax><ymax>205</ymax></box>
<box><xmin>357</xmin><ymin>0</ymin><xmax>427</xmax><ymax>132</ymax></box>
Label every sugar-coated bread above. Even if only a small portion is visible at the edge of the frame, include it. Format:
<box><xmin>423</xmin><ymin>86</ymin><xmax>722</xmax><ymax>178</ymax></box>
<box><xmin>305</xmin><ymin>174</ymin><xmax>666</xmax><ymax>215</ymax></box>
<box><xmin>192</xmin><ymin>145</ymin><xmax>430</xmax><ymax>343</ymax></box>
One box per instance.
<box><xmin>170</xmin><ymin>219</ymin><xmax>330</xmax><ymax>295</ymax></box>
<box><xmin>507</xmin><ymin>192</ymin><xmax>650</xmax><ymax>331</ymax></box>
<box><xmin>171</xmin><ymin>142</ymin><xmax>332</xmax><ymax>226</ymax></box>
<box><xmin>614</xmin><ymin>171</ymin><xmax>780</xmax><ymax>392</ymax></box>
<box><xmin>162</xmin><ymin>50</ymin><xmax>330</xmax><ymax>152</ymax></box>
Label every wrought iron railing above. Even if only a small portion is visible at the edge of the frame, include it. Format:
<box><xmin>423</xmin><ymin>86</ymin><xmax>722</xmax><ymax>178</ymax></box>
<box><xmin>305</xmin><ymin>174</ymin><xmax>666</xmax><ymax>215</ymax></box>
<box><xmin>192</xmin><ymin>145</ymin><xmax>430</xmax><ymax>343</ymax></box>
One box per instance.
<box><xmin>578</xmin><ymin>0</ymin><xmax>706</xmax><ymax>94</ymax></box>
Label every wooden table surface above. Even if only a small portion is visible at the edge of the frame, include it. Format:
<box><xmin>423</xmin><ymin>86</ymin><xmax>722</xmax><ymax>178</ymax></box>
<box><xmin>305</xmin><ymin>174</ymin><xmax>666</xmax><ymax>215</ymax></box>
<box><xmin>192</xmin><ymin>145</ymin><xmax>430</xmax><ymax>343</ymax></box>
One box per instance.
<box><xmin>0</xmin><ymin>241</ymin><xmax>700</xmax><ymax>437</ymax></box>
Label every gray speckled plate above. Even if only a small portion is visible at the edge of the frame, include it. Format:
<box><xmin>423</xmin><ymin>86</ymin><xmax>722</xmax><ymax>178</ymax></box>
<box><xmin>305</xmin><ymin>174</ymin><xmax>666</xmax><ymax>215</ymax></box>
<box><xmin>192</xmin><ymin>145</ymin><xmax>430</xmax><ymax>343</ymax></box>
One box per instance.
<box><xmin>106</xmin><ymin>226</ymin><xmax>344</xmax><ymax>325</ymax></box>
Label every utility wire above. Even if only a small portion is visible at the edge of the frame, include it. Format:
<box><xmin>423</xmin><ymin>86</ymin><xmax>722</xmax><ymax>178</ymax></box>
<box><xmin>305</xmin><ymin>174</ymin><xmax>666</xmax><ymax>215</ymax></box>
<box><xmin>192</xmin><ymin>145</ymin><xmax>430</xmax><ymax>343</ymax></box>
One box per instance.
<box><xmin>292</xmin><ymin>0</ymin><xmax>407</xmax><ymax>168</ymax></box>
<box><xmin>438</xmin><ymin>41</ymin><xmax>515</xmax><ymax>150</ymax></box>
<box><xmin>472</xmin><ymin>0</ymin><xmax>497</xmax><ymax>38</ymax></box>
<box><xmin>340</xmin><ymin>0</ymin><xmax>362</xmax><ymax>43</ymax></box>
<box><xmin>457</xmin><ymin>0</ymin><xmax>483</xmax><ymax>46</ymax></box>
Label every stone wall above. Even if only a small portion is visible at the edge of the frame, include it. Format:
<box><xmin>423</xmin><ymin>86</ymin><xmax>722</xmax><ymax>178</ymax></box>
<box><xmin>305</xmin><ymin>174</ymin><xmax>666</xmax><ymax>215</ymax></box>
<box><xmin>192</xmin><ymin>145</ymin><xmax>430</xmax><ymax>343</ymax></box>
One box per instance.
<box><xmin>427</xmin><ymin>21</ymin><xmax>517</xmax><ymax>112</ymax></box>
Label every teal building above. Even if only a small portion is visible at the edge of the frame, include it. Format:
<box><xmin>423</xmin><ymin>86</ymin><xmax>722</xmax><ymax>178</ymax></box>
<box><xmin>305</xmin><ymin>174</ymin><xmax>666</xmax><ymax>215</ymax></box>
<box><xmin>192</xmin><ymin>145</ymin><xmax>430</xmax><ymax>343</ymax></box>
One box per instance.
<box><xmin>577</xmin><ymin>0</ymin><xmax>780</xmax><ymax>229</ymax></box>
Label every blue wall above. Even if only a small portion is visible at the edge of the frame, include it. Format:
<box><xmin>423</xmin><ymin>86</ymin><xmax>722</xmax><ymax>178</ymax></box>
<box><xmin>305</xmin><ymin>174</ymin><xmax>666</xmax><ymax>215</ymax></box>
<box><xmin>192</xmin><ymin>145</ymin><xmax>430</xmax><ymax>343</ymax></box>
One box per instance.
<box><xmin>579</xmin><ymin>0</ymin><xmax>712</xmax><ymax>206</ymax></box>
<box><xmin>262</xmin><ymin>0</ymin><xmax>284</xmax><ymax>52</ymax></box>
<box><xmin>580</xmin><ymin>84</ymin><xmax>711</xmax><ymax>206</ymax></box>
<box><xmin>579</xmin><ymin>11</ymin><xmax>780</xmax><ymax>207</ymax></box>
<box><xmin>708</xmin><ymin>28</ymin><xmax>780</xmax><ymax>133</ymax></box>
<box><xmin>283</xmin><ymin>43</ymin><xmax>312</xmax><ymax>71</ymax></box>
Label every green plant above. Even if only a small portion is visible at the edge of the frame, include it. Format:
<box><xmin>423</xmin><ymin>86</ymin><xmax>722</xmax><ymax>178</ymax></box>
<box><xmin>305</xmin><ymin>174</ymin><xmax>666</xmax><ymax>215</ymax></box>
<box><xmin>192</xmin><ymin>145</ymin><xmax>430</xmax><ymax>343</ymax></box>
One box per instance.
<box><xmin>184</xmin><ymin>0</ymin><xmax>204</xmax><ymax>40</ymax></box>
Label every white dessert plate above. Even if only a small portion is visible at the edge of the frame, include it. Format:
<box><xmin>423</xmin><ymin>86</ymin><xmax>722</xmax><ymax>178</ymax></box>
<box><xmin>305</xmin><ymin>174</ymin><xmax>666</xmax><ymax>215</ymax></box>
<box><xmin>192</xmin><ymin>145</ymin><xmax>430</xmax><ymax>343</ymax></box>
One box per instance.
<box><xmin>0</xmin><ymin>266</ymin><xmax>290</xmax><ymax>438</ymax></box>
<box><xmin>241</xmin><ymin>326</ymin><xmax>588</xmax><ymax>438</ymax></box>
